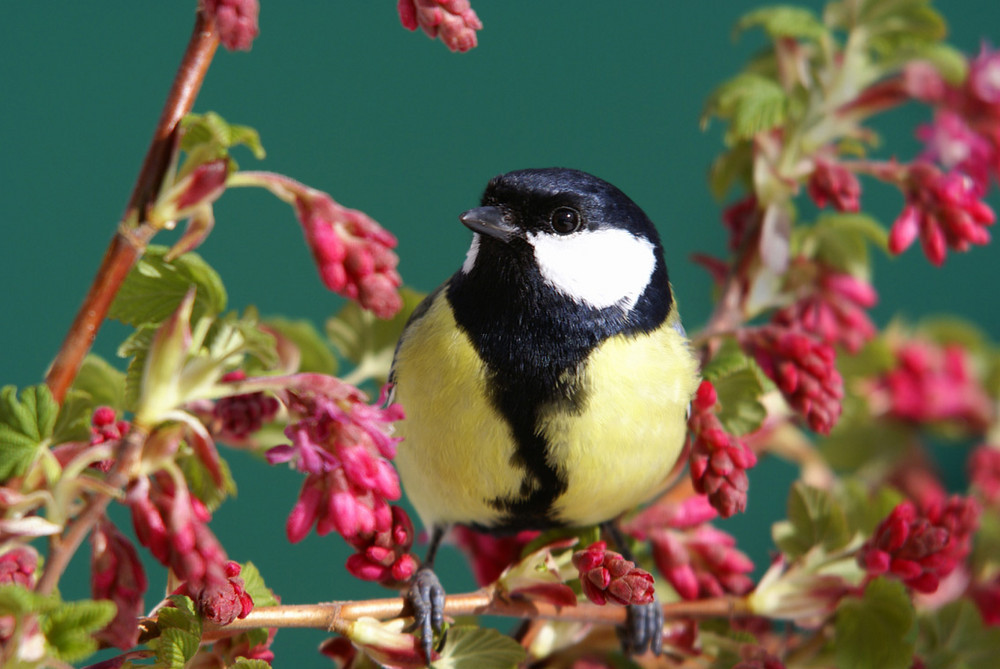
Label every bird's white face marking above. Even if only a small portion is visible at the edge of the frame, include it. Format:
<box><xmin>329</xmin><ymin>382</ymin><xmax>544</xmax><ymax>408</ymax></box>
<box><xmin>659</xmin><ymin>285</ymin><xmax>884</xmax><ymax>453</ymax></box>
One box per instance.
<box><xmin>461</xmin><ymin>234</ymin><xmax>480</xmax><ymax>274</ymax></box>
<box><xmin>528</xmin><ymin>228</ymin><xmax>656</xmax><ymax>310</ymax></box>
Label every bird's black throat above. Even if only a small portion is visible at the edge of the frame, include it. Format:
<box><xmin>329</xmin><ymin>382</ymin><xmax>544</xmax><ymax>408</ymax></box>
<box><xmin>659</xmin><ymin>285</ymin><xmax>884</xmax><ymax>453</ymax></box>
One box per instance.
<box><xmin>446</xmin><ymin>237</ymin><xmax>671</xmax><ymax>532</ymax></box>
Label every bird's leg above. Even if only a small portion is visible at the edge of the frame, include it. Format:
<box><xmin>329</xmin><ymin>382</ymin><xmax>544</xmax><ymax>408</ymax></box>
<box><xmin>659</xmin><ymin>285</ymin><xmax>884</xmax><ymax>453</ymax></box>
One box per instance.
<box><xmin>406</xmin><ymin>525</ymin><xmax>447</xmax><ymax>663</ymax></box>
<box><xmin>601</xmin><ymin>521</ymin><xmax>663</xmax><ymax>657</ymax></box>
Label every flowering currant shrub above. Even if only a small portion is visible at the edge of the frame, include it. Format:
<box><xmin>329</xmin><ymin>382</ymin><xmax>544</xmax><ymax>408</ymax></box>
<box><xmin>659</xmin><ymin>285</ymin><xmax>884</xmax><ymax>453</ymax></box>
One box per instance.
<box><xmin>2</xmin><ymin>1</ymin><xmax>1000</xmax><ymax>668</ymax></box>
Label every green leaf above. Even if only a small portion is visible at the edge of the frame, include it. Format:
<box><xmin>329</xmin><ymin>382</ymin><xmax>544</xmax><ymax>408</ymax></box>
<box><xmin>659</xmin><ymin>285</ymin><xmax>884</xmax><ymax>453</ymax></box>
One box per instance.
<box><xmin>703</xmin><ymin>339</ymin><xmax>769</xmax><ymax>436</ymax></box>
<box><xmin>918</xmin><ymin>316</ymin><xmax>989</xmax><ymax>353</ymax></box>
<box><xmin>209</xmin><ymin>309</ymin><xmax>279</xmax><ymax>372</ymax></box>
<box><xmin>835</xmin><ymin>578</ymin><xmax>915</xmax><ymax>669</ymax></box>
<box><xmin>40</xmin><ymin>598</ymin><xmax>116</xmax><ymax>662</ymax></box>
<box><xmin>735</xmin><ymin>5</ymin><xmax>827</xmax><ymax>41</ymax></box>
<box><xmin>327</xmin><ymin>286</ymin><xmax>425</xmax><ymax>387</ymax></box>
<box><xmin>118</xmin><ymin>325</ymin><xmax>156</xmax><ymax>411</ymax></box>
<box><xmin>703</xmin><ymin>72</ymin><xmax>788</xmax><ymax>142</ymax></box>
<box><xmin>0</xmin><ymin>384</ymin><xmax>58</xmax><ymax>481</ymax></box>
<box><xmin>180</xmin><ymin>451</ymin><xmax>236</xmax><ymax>512</ymax></box>
<box><xmin>153</xmin><ymin>596</ymin><xmax>203</xmax><ymax>668</ymax></box>
<box><xmin>794</xmin><ymin>213</ymin><xmax>887</xmax><ymax>277</ymax></box>
<box><xmin>866</xmin><ymin>4</ymin><xmax>947</xmax><ymax>58</ymax></box>
<box><xmin>432</xmin><ymin>625</ymin><xmax>526</xmax><ymax>669</ymax></box>
<box><xmin>229</xmin><ymin>660</ymin><xmax>273</xmax><ymax>669</ymax></box>
<box><xmin>52</xmin><ymin>355</ymin><xmax>128</xmax><ymax>444</ymax></box>
<box><xmin>239</xmin><ymin>562</ymin><xmax>279</xmax><ymax>609</ymax></box>
<box><xmin>181</xmin><ymin>111</ymin><xmax>266</xmax><ymax>161</ymax></box>
<box><xmin>773</xmin><ymin>482</ymin><xmax>851</xmax><ymax>558</ymax></box>
<box><xmin>0</xmin><ymin>584</ymin><xmax>52</xmax><ymax>616</ymax></box>
<box><xmin>708</xmin><ymin>141</ymin><xmax>754</xmax><ymax>200</ymax></box>
<box><xmin>264</xmin><ymin>317</ymin><xmax>338</xmax><ymax>375</ymax></box>
<box><xmin>819</xmin><ymin>410</ymin><xmax>909</xmax><ymax>471</ymax></box>
<box><xmin>839</xmin><ymin>478</ymin><xmax>904</xmax><ymax>537</ymax></box>
<box><xmin>109</xmin><ymin>245</ymin><xmax>227</xmax><ymax>328</ymax></box>
<box><xmin>917</xmin><ymin>599</ymin><xmax>1000</xmax><ymax>669</ymax></box>
<box><xmin>157</xmin><ymin>595</ymin><xmax>202</xmax><ymax>637</ymax></box>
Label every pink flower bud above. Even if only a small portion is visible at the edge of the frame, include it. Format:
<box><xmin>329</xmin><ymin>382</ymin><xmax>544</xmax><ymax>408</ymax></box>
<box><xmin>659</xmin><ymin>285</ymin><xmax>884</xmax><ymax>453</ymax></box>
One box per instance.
<box><xmin>0</xmin><ymin>546</ymin><xmax>38</xmax><ymax>587</ymax></box>
<box><xmin>91</xmin><ymin>519</ymin><xmax>147</xmax><ymax>650</ymax></box>
<box><xmin>398</xmin><ymin>0</ymin><xmax>483</xmax><ymax>52</ymax></box>
<box><xmin>203</xmin><ymin>0</ymin><xmax>259</xmax><ymax>51</ymax></box>
<box><xmin>572</xmin><ymin>541</ymin><xmax>655</xmax><ymax>607</ymax></box>
<box><xmin>808</xmin><ymin>159</ymin><xmax>861</xmax><ymax>212</ymax></box>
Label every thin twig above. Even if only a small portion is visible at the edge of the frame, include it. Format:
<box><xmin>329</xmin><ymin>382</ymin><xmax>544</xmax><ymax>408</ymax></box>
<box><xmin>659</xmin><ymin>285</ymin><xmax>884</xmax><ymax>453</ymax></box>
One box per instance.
<box><xmin>44</xmin><ymin>10</ymin><xmax>220</xmax><ymax>404</ymax></box>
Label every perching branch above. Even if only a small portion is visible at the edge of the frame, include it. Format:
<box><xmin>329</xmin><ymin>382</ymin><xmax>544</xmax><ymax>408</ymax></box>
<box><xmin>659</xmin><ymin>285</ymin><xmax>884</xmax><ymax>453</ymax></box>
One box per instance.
<box><xmin>44</xmin><ymin>9</ymin><xmax>220</xmax><ymax>405</ymax></box>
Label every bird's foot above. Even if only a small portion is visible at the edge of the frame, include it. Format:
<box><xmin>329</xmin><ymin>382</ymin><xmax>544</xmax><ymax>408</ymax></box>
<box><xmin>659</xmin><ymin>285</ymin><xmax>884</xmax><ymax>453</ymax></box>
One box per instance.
<box><xmin>405</xmin><ymin>566</ymin><xmax>446</xmax><ymax>663</ymax></box>
<box><xmin>617</xmin><ymin>597</ymin><xmax>663</xmax><ymax>657</ymax></box>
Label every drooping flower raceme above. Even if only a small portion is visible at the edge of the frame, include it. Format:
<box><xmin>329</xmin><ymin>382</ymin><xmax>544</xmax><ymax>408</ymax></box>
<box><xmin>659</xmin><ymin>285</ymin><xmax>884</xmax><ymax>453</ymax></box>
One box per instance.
<box><xmin>397</xmin><ymin>0</ymin><xmax>483</xmax><ymax>52</ymax></box>
<box><xmin>571</xmin><ymin>541</ymin><xmax>655</xmax><ymax>607</ymax></box>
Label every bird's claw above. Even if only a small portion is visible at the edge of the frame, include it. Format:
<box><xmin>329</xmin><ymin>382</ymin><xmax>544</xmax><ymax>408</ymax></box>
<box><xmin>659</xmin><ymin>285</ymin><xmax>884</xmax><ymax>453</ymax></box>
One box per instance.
<box><xmin>406</xmin><ymin>567</ymin><xmax>446</xmax><ymax>663</ymax></box>
<box><xmin>617</xmin><ymin>597</ymin><xmax>663</xmax><ymax>657</ymax></box>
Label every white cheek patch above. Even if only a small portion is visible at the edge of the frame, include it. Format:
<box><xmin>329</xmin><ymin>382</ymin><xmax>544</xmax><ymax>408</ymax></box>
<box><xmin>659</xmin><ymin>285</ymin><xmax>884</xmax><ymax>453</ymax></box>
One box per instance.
<box><xmin>528</xmin><ymin>228</ymin><xmax>657</xmax><ymax>310</ymax></box>
<box><xmin>461</xmin><ymin>234</ymin><xmax>480</xmax><ymax>274</ymax></box>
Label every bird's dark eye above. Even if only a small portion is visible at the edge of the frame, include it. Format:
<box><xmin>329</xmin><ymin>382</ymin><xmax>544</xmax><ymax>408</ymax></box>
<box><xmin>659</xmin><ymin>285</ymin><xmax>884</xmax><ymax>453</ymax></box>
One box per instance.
<box><xmin>550</xmin><ymin>207</ymin><xmax>582</xmax><ymax>234</ymax></box>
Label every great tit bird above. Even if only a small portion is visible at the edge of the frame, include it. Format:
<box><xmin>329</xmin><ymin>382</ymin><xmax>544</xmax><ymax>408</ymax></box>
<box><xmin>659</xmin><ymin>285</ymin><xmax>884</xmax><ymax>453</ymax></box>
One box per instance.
<box><xmin>390</xmin><ymin>167</ymin><xmax>700</xmax><ymax>659</ymax></box>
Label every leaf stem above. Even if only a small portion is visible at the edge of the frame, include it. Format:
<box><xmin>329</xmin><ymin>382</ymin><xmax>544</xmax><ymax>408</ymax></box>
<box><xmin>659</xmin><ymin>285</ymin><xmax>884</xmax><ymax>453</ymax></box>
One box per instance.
<box><xmin>44</xmin><ymin>10</ymin><xmax>220</xmax><ymax>405</ymax></box>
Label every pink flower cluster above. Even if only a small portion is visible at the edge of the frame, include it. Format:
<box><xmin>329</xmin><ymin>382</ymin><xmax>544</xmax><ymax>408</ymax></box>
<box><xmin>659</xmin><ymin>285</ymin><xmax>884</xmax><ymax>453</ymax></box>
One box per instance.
<box><xmin>452</xmin><ymin>525</ymin><xmax>540</xmax><ymax>586</ymax></box>
<box><xmin>202</xmin><ymin>0</ymin><xmax>259</xmax><ymax>51</ymax></box>
<box><xmin>887</xmin><ymin>162</ymin><xmax>994</xmax><ymax>265</ymax></box>
<box><xmin>572</xmin><ymin>541</ymin><xmax>655</xmax><ymax>607</ymax></box>
<box><xmin>266</xmin><ymin>378</ymin><xmax>405</xmax><ymax>546</ymax></box>
<box><xmin>627</xmin><ymin>496</ymin><xmax>755</xmax><ymax>601</ymax></box>
<box><xmin>877</xmin><ymin>340</ymin><xmax>992</xmax><ymax>430</ymax></box>
<box><xmin>740</xmin><ymin>326</ymin><xmax>843</xmax><ymax>435</ymax></box>
<box><xmin>858</xmin><ymin>497</ymin><xmax>980</xmax><ymax>593</ymax></box>
<box><xmin>969</xmin><ymin>445</ymin><xmax>1000</xmax><ymax>506</ymax></box>
<box><xmin>294</xmin><ymin>190</ymin><xmax>403</xmax><ymax>318</ymax></box>
<box><xmin>89</xmin><ymin>406</ymin><xmax>130</xmax><ymax>472</ymax></box>
<box><xmin>687</xmin><ymin>380</ymin><xmax>758</xmax><ymax>518</ymax></box>
<box><xmin>91</xmin><ymin>519</ymin><xmax>148</xmax><ymax>650</ymax></box>
<box><xmin>344</xmin><ymin>505</ymin><xmax>418</xmax><ymax>587</ymax></box>
<box><xmin>397</xmin><ymin>0</ymin><xmax>483</xmax><ymax>52</ymax></box>
<box><xmin>213</xmin><ymin>371</ymin><xmax>280</xmax><ymax>442</ymax></box>
<box><xmin>127</xmin><ymin>472</ymin><xmax>252</xmax><ymax>625</ymax></box>
<box><xmin>0</xmin><ymin>546</ymin><xmax>36</xmax><ymax>587</ymax></box>
<box><xmin>807</xmin><ymin>158</ymin><xmax>861</xmax><ymax>212</ymax></box>
<box><xmin>773</xmin><ymin>261</ymin><xmax>878</xmax><ymax>354</ymax></box>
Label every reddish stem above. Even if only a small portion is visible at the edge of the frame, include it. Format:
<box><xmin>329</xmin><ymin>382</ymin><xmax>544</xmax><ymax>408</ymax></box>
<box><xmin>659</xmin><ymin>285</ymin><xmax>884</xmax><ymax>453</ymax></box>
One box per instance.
<box><xmin>44</xmin><ymin>10</ymin><xmax>220</xmax><ymax>404</ymax></box>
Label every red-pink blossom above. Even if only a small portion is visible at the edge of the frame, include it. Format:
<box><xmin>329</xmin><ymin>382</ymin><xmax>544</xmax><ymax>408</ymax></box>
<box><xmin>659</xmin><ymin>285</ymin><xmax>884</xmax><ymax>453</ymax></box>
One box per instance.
<box><xmin>203</xmin><ymin>0</ymin><xmax>259</xmax><ymax>51</ymax></box>
<box><xmin>887</xmin><ymin>162</ymin><xmax>994</xmax><ymax>265</ymax></box>
<box><xmin>127</xmin><ymin>472</ymin><xmax>251</xmax><ymax>624</ymax></box>
<box><xmin>969</xmin><ymin>42</ymin><xmax>1000</xmax><ymax>106</ymax></box>
<box><xmin>647</xmin><ymin>523</ymin><xmax>755</xmax><ymax>601</ymax></box>
<box><xmin>773</xmin><ymin>262</ymin><xmax>878</xmax><ymax>353</ymax></box>
<box><xmin>858</xmin><ymin>497</ymin><xmax>979</xmax><ymax>594</ymax></box>
<box><xmin>345</xmin><ymin>506</ymin><xmax>419</xmax><ymax>587</ymax></box>
<box><xmin>971</xmin><ymin>575</ymin><xmax>1000</xmax><ymax>626</ymax></box>
<box><xmin>91</xmin><ymin>519</ymin><xmax>148</xmax><ymax>650</ymax></box>
<box><xmin>722</xmin><ymin>194</ymin><xmax>761</xmax><ymax>251</ymax></box>
<box><xmin>969</xmin><ymin>445</ymin><xmax>1000</xmax><ymax>505</ymax></box>
<box><xmin>0</xmin><ymin>546</ymin><xmax>37</xmax><ymax>587</ymax></box>
<box><xmin>734</xmin><ymin>646</ymin><xmax>786</xmax><ymax>669</ymax></box>
<box><xmin>572</xmin><ymin>541</ymin><xmax>655</xmax><ymax>607</ymax></box>
<box><xmin>877</xmin><ymin>340</ymin><xmax>992</xmax><ymax>430</ymax></box>
<box><xmin>688</xmin><ymin>381</ymin><xmax>758</xmax><ymax>518</ymax></box>
<box><xmin>740</xmin><ymin>326</ymin><xmax>844</xmax><ymax>435</ymax></box>
<box><xmin>918</xmin><ymin>110</ymin><xmax>995</xmax><ymax>194</ymax></box>
<box><xmin>397</xmin><ymin>0</ymin><xmax>483</xmax><ymax>52</ymax></box>
<box><xmin>808</xmin><ymin>159</ymin><xmax>861</xmax><ymax>212</ymax></box>
<box><xmin>452</xmin><ymin>526</ymin><xmax>540</xmax><ymax>586</ymax></box>
<box><xmin>189</xmin><ymin>627</ymin><xmax>276</xmax><ymax>668</ymax></box>
<box><xmin>266</xmin><ymin>379</ymin><xmax>404</xmax><ymax>542</ymax></box>
<box><xmin>89</xmin><ymin>406</ymin><xmax>130</xmax><ymax>472</ymax></box>
<box><xmin>213</xmin><ymin>371</ymin><xmax>280</xmax><ymax>443</ymax></box>
<box><xmin>294</xmin><ymin>190</ymin><xmax>403</xmax><ymax>318</ymax></box>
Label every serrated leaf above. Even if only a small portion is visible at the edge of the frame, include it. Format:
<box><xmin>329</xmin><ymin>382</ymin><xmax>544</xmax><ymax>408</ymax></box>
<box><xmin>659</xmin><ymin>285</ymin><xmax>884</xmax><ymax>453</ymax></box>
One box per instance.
<box><xmin>109</xmin><ymin>246</ymin><xmax>226</xmax><ymax>328</ymax></box>
<box><xmin>839</xmin><ymin>478</ymin><xmax>904</xmax><ymax>537</ymax></box>
<box><xmin>209</xmin><ymin>310</ymin><xmax>279</xmax><ymax>371</ymax></box>
<box><xmin>819</xmin><ymin>413</ymin><xmax>909</xmax><ymax>471</ymax></box>
<box><xmin>708</xmin><ymin>142</ymin><xmax>754</xmax><ymax>200</ymax></box>
<box><xmin>156</xmin><ymin>626</ymin><xmax>202</xmax><ymax>669</ymax></box>
<box><xmin>704</xmin><ymin>72</ymin><xmax>788</xmax><ymax>142</ymax></box>
<box><xmin>835</xmin><ymin>578</ymin><xmax>915</xmax><ymax>669</ymax></box>
<box><xmin>229</xmin><ymin>660</ymin><xmax>273</xmax><ymax>669</ymax></box>
<box><xmin>735</xmin><ymin>5</ymin><xmax>827</xmax><ymax>41</ymax></box>
<box><xmin>118</xmin><ymin>325</ymin><xmax>156</xmax><ymax>411</ymax></box>
<box><xmin>156</xmin><ymin>595</ymin><xmax>202</xmax><ymax>637</ymax></box>
<box><xmin>40</xmin><ymin>598</ymin><xmax>116</xmax><ymax>662</ymax></box>
<box><xmin>327</xmin><ymin>286</ymin><xmax>425</xmax><ymax>387</ymax></box>
<box><xmin>703</xmin><ymin>339</ymin><xmax>769</xmax><ymax>435</ymax></box>
<box><xmin>917</xmin><ymin>598</ymin><xmax>1000</xmax><ymax>669</ymax></box>
<box><xmin>264</xmin><ymin>317</ymin><xmax>338</xmax><ymax>375</ymax></box>
<box><xmin>51</xmin><ymin>390</ymin><xmax>95</xmax><ymax>445</ymax></box>
<box><xmin>773</xmin><ymin>482</ymin><xmax>851</xmax><ymax>558</ymax></box>
<box><xmin>866</xmin><ymin>4</ymin><xmax>946</xmax><ymax>58</ymax></box>
<box><xmin>431</xmin><ymin>625</ymin><xmax>526</xmax><ymax>669</ymax></box>
<box><xmin>180</xmin><ymin>111</ymin><xmax>266</xmax><ymax>161</ymax></box>
<box><xmin>0</xmin><ymin>384</ymin><xmax>58</xmax><ymax>481</ymax></box>
<box><xmin>239</xmin><ymin>562</ymin><xmax>279</xmax><ymax>609</ymax></box>
<box><xmin>0</xmin><ymin>584</ymin><xmax>51</xmax><ymax>616</ymax></box>
<box><xmin>796</xmin><ymin>212</ymin><xmax>887</xmax><ymax>277</ymax></box>
<box><xmin>180</xmin><ymin>452</ymin><xmax>236</xmax><ymax>512</ymax></box>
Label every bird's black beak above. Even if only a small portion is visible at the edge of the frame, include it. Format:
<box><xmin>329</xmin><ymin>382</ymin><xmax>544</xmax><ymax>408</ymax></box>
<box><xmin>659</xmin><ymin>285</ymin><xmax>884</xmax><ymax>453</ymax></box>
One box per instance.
<box><xmin>459</xmin><ymin>206</ymin><xmax>517</xmax><ymax>242</ymax></box>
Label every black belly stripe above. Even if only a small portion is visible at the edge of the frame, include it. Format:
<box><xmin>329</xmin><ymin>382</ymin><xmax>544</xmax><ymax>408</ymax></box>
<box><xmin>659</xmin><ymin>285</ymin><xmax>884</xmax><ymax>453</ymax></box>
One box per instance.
<box><xmin>446</xmin><ymin>237</ymin><xmax>672</xmax><ymax>532</ymax></box>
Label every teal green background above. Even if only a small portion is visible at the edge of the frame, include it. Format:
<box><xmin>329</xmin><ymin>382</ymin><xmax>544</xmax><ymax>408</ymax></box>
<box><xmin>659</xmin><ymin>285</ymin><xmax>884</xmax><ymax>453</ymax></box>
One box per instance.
<box><xmin>2</xmin><ymin>2</ymin><xmax>999</xmax><ymax>665</ymax></box>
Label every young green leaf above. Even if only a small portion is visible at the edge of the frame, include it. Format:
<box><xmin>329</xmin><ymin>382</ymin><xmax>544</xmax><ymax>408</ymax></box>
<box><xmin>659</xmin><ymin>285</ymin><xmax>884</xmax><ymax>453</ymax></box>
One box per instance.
<box><xmin>431</xmin><ymin>625</ymin><xmax>526</xmax><ymax>669</ymax></box>
<box><xmin>118</xmin><ymin>325</ymin><xmax>156</xmax><ymax>411</ymax></box>
<box><xmin>917</xmin><ymin>599</ymin><xmax>1000</xmax><ymax>669</ymax></box>
<box><xmin>839</xmin><ymin>478</ymin><xmax>904</xmax><ymax>537</ymax></box>
<box><xmin>39</xmin><ymin>599</ymin><xmax>116</xmax><ymax>662</ymax></box>
<box><xmin>239</xmin><ymin>562</ymin><xmax>279</xmax><ymax>609</ymax></box>
<box><xmin>108</xmin><ymin>245</ymin><xmax>227</xmax><ymax>328</ymax></box>
<box><xmin>263</xmin><ymin>317</ymin><xmax>338</xmax><ymax>375</ymax></box>
<box><xmin>229</xmin><ymin>660</ymin><xmax>273</xmax><ymax>669</ymax></box>
<box><xmin>0</xmin><ymin>584</ymin><xmax>52</xmax><ymax>616</ymax></box>
<box><xmin>180</xmin><ymin>452</ymin><xmax>236</xmax><ymax>512</ymax></box>
<box><xmin>703</xmin><ymin>72</ymin><xmax>788</xmax><ymax>143</ymax></box>
<box><xmin>835</xmin><ymin>578</ymin><xmax>915</xmax><ymax>669</ymax></box>
<box><xmin>793</xmin><ymin>212</ymin><xmax>887</xmax><ymax>278</ymax></box>
<box><xmin>703</xmin><ymin>339</ymin><xmax>770</xmax><ymax>436</ymax></box>
<box><xmin>0</xmin><ymin>384</ymin><xmax>58</xmax><ymax>482</ymax></box>
<box><xmin>735</xmin><ymin>5</ymin><xmax>827</xmax><ymax>41</ymax></box>
<box><xmin>153</xmin><ymin>596</ymin><xmax>203</xmax><ymax>669</ymax></box>
<box><xmin>708</xmin><ymin>142</ymin><xmax>753</xmax><ymax>200</ymax></box>
<box><xmin>327</xmin><ymin>286</ymin><xmax>425</xmax><ymax>387</ymax></box>
<box><xmin>181</xmin><ymin>111</ymin><xmax>266</xmax><ymax>161</ymax></box>
<box><xmin>773</xmin><ymin>482</ymin><xmax>851</xmax><ymax>558</ymax></box>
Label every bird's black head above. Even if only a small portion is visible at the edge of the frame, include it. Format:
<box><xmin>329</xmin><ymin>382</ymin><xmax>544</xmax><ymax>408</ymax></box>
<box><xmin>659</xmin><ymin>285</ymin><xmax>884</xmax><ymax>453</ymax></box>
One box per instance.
<box><xmin>457</xmin><ymin>167</ymin><xmax>669</xmax><ymax>316</ymax></box>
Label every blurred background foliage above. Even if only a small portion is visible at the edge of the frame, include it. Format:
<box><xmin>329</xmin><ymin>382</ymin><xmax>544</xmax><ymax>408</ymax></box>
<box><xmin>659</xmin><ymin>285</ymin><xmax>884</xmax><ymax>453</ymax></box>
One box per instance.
<box><xmin>2</xmin><ymin>2</ymin><xmax>998</xmax><ymax>664</ymax></box>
